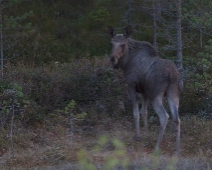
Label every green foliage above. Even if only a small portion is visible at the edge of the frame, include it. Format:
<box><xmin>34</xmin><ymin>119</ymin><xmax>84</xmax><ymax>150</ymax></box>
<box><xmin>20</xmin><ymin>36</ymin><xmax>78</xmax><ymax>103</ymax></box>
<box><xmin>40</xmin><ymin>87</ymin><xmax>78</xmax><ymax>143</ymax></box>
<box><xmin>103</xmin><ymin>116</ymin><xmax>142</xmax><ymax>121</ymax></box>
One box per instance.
<box><xmin>77</xmin><ymin>136</ymin><xmax>180</xmax><ymax>170</ymax></box>
<box><xmin>78</xmin><ymin>136</ymin><xmax>129</xmax><ymax>170</ymax></box>
<box><xmin>0</xmin><ymin>82</ymin><xmax>31</xmax><ymax>128</ymax></box>
<box><xmin>1</xmin><ymin>0</ymin><xmax>34</xmax><ymax>64</ymax></box>
<box><xmin>0</xmin><ymin>79</ymin><xmax>11</xmax><ymax>93</ymax></box>
<box><xmin>181</xmin><ymin>39</ymin><xmax>212</xmax><ymax>115</ymax></box>
<box><xmin>3</xmin><ymin>11</ymin><xmax>33</xmax><ymax>28</ymax></box>
<box><xmin>0</xmin><ymin>0</ymin><xmax>211</xmax><ymax>66</ymax></box>
<box><xmin>87</xmin><ymin>8</ymin><xmax>111</xmax><ymax>28</ymax></box>
<box><xmin>183</xmin><ymin>0</ymin><xmax>212</xmax><ymax>28</ymax></box>
<box><xmin>4</xmin><ymin>59</ymin><xmax>127</xmax><ymax>119</ymax></box>
<box><xmin>193</xmin><ymin>40</ymin><xmax>212</xmax><ymax>92</ymax></box>
<box><xmin>58</xmin><ymin>99</ymin><xmax>87</xmax><ymax>121</ymax></box>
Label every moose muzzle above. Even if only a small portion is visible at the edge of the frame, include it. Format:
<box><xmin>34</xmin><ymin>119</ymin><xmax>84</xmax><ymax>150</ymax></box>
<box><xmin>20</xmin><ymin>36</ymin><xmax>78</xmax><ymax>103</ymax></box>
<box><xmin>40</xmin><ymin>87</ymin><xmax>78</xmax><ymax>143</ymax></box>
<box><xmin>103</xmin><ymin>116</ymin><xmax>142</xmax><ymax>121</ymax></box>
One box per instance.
<box><xmin>110</xmin><ymin>55</ymin><xmax>119</xmax><ymax>68</ymax></box>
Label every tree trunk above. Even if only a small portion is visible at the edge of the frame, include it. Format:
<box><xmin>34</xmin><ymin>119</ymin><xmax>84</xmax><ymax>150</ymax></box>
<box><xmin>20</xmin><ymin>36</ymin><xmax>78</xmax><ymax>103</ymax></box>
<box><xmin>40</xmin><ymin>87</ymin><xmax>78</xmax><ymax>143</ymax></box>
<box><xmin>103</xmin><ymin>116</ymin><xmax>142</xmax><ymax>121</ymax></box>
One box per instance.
<box><xmin>176</xmin><ymin>0</ymin><xmax>184</xmax><ymax>91</ymax></box>
<box><xmin>0</xmin><ymin>0</ymin><xmax>3</xmax><ymax>78</ymax></box>
<box><xmin>199</xmin><ymin>28</ymin><xmax>202</xmax><ymax>48</ymax></box>
<box><xmin>152</xmin><ymin>0</ymin><xmax>157</xmax><ymax>51</ymax></box>
<box><xmin>127</xmin><ymin>0</ymin><xmax>132</xmax><ymax>25</ymax></box>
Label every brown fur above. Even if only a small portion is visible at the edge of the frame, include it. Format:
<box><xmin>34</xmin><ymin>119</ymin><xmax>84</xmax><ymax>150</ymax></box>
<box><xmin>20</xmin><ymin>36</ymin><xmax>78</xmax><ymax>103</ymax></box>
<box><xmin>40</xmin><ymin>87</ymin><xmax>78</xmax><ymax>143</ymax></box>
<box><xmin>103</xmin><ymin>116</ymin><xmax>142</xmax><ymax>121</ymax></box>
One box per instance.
<box><xmin>107</xmin><ymin>25</ymin><xmax>181</xmax><ymax>155</ymax></box>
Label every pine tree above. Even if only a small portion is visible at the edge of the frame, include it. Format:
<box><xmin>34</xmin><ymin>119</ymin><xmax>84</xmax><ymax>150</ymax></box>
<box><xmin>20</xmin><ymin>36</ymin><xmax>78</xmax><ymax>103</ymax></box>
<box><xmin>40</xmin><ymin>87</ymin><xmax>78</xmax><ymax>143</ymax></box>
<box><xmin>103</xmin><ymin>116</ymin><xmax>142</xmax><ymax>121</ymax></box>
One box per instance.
<box><xmin>0</xmin><ymin>0</ymin><xmax>32</xmax><ymax>76</ymax></box>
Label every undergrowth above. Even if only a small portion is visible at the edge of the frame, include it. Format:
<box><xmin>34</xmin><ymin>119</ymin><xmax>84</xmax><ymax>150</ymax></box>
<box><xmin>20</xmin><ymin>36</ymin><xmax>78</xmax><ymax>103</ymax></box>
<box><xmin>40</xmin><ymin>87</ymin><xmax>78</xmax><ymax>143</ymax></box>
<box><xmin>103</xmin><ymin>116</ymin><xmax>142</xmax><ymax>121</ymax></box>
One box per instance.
<box><xmin>0</xmin><ymin>115</ymin><xmax>212</xmax><ymax>169</ymax></box>
<box><xmin>0</xmin><ymin>59</ymin><xmax>212</xmax><ymax>169</ymax></box>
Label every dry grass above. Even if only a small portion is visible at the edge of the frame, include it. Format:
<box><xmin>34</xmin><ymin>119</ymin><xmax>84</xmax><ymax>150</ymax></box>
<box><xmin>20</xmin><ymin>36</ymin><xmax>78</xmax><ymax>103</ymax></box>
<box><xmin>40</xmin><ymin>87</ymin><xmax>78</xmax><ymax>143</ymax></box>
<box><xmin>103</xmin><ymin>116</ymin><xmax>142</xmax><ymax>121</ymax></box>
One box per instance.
<box><xmin>0</xmin><ymin>113</ymin><xmax>212</xmax><ymax>170</ymax></box>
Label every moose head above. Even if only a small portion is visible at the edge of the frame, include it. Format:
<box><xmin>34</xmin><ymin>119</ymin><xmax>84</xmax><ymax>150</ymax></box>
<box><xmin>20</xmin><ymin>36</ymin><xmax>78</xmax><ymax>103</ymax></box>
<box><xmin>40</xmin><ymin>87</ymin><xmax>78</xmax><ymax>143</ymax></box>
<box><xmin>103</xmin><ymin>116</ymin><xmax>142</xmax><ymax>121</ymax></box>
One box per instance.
<box><xmin>107</xmin><ymin>25</ymin><xmax>133</xmax><ymax>68</ymax></box>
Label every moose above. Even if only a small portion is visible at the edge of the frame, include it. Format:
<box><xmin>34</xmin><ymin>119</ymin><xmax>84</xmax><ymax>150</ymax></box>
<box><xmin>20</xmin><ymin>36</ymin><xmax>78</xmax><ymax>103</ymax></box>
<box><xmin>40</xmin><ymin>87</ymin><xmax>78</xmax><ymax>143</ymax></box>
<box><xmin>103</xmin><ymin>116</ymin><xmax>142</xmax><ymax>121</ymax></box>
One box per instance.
<box><xmin>107</xmin><ymin>25</ymin><xmax>180</xmax><ymax>155</ymax></box>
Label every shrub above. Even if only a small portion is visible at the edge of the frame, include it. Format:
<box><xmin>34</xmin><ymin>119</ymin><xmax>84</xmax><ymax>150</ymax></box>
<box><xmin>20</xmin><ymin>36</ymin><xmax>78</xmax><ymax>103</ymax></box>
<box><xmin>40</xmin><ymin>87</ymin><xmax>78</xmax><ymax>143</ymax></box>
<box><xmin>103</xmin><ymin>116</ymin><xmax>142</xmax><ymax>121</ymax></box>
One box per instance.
<box><xmin>180</xmin><ymin>39</ymin><xmax>212</xmax><ymax>119</ymax></box>
<box><xmin>3</xmin><ymin>59</ymin><xmax>128</xmax><ymax>119</ymax></box>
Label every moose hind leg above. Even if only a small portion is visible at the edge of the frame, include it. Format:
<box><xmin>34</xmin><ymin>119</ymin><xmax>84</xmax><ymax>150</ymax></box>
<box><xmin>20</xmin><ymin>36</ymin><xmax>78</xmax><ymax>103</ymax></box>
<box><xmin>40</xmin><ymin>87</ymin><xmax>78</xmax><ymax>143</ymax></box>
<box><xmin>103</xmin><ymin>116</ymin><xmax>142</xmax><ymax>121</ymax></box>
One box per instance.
<box><xmin>168</xmin><ymin>96</ymin><xmax>180</xmax><ymax>155</ymax></box>
<box><xmin>152</xmin><ymin>96</ymin><xmax>169</xmax><ymax>151</ymax></box>
<box><xmin>140</xmin><ymin>96</ymin><xmax>149</xmax><ymax>133</ymax></box>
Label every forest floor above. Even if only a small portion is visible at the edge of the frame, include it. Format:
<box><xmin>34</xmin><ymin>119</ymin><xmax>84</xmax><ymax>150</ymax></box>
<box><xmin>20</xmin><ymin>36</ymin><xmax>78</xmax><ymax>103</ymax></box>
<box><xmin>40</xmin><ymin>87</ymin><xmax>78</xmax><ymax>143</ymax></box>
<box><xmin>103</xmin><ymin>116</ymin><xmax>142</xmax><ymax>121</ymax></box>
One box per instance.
<box><xmin>0</xmin><ymin>113</ymin><xmax>212</xmax><ymax>170</ymax></box>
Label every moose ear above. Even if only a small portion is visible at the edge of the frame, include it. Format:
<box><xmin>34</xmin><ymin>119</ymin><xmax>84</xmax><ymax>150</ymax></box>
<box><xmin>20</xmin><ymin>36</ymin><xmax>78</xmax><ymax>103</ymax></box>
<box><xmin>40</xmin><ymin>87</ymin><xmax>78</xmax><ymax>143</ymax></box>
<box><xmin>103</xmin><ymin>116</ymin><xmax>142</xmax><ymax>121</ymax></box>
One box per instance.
<box><xmin>107</xmin><ymin>26</ymin><xmax>115</xmax><ymax>37</ymax></box>
<box><xmin>124</xmin><ymin>25</ymin><xmax>133</xmax><ymax>38</ymax></box>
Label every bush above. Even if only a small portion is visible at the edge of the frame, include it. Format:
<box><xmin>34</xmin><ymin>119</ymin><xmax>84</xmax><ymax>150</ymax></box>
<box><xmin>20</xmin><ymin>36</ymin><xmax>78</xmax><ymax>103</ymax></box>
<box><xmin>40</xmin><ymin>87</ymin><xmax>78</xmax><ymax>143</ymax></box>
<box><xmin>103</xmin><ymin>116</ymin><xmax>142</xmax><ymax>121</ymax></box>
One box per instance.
<box><xmin>180</xmin><ymin>39</ymin><xmax>212</xmax><ymax>119</ymax></box>
<box><xmin>0</xmin><ymin>82</ymin><xmax>31</xmax><ymax>128</ymax></box>
<box><xmin>3</xmin><ymin>59</ymin><xmax>128</xmax><ymax>119</ymax></box>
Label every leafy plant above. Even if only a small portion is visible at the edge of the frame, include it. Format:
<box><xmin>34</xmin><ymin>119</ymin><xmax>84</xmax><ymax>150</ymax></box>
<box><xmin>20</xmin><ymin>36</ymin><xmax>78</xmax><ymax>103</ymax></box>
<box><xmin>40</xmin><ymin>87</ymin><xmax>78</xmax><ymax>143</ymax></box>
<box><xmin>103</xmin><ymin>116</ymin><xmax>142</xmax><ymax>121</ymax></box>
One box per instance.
<box><xmin>0</xmin><ymin>82</ymin><xmax>31</xmax><ymax>156</ymax></box>
<box><xmin>58</xmin><ymin>100</ymin><xmax>87</xmax><ymax>143</ymax></box>
<box><xmin>78</xmin><ymin>136</ymin><xmax>129</xmax><ymax>170</ymax></box>
<box><xmin>181</xmin><ymin>39</ymin><xmax>212</xmax><ymax>117</ymax></box>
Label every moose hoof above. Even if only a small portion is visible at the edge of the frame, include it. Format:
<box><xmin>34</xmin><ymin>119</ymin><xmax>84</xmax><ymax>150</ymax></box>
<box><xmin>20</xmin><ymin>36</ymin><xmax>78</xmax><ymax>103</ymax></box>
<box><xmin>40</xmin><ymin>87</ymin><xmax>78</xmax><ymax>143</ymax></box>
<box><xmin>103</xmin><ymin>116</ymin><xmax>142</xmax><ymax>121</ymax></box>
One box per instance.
<box><xmin>175</xmin><ymin>151</ymin><xmax>180</xmax><ymax>157</ymax></box>
<box><xmin>133</xmin><ymin>135</ymin><xmax>142</xmax><ymax>142</ymax></box>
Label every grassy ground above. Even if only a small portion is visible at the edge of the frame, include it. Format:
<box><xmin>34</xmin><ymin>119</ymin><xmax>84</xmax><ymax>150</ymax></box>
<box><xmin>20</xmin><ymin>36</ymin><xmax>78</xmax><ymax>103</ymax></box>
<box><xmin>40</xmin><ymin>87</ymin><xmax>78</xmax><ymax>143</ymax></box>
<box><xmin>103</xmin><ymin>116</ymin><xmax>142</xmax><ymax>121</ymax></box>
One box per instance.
<box><xmin>0</xmin><ymin>113</ymin><xmax>212</xmax><ymax>170</ymax></box>
<box><xmin>1</xmin><ymin>59</ymin><xmax>212</xmax><ymax>169</ymax></box>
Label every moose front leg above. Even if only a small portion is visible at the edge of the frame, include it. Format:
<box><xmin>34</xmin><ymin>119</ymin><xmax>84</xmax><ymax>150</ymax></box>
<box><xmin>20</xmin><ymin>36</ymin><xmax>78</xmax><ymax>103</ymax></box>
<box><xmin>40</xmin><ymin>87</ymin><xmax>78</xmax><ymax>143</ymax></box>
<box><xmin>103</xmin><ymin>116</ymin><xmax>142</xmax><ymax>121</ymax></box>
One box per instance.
<box><xmin>129</xmin><ymin>87</ymin><xmax>141</xmax><ymax>141</ymax></box>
